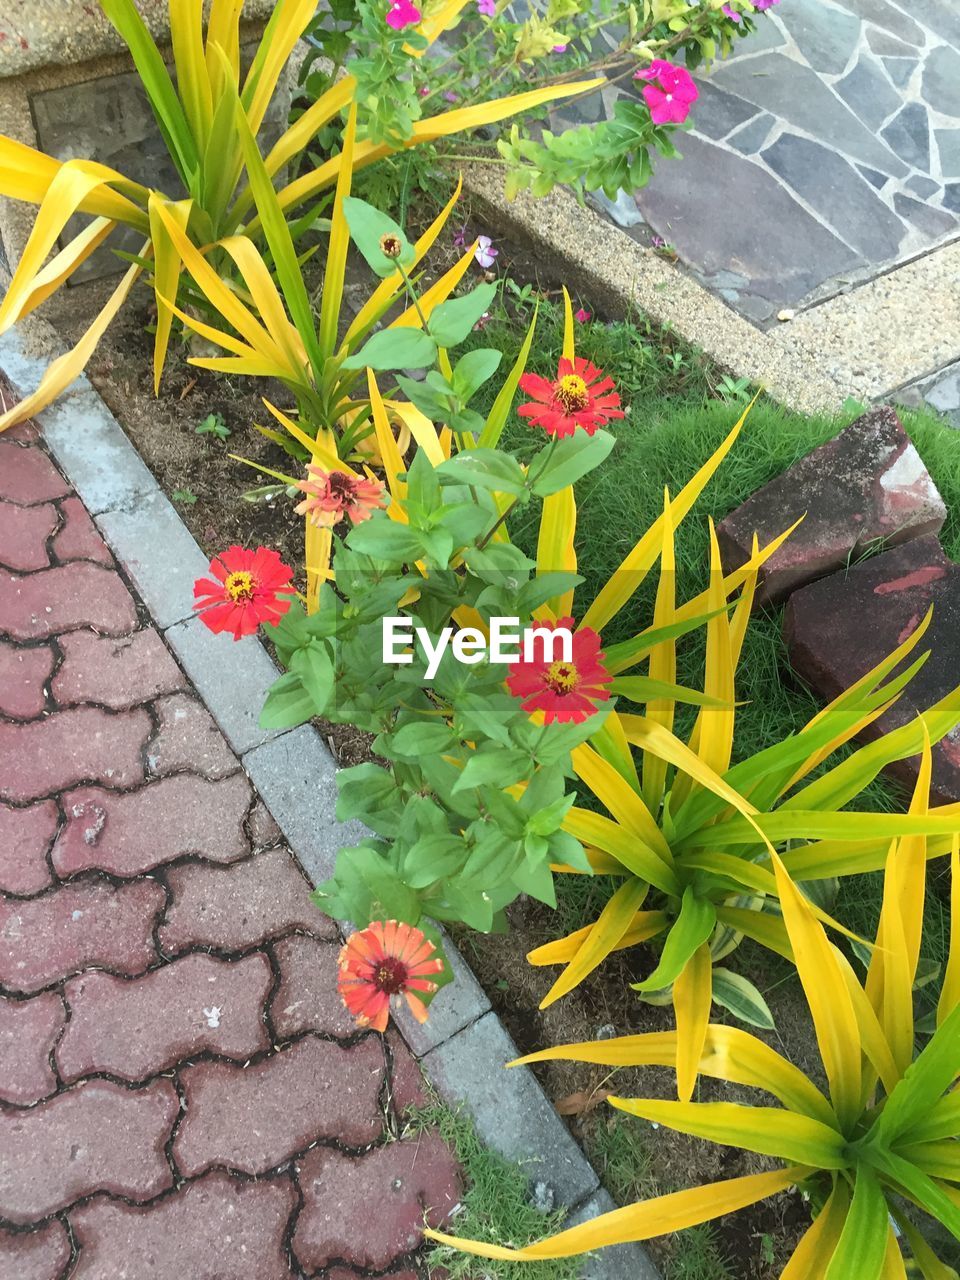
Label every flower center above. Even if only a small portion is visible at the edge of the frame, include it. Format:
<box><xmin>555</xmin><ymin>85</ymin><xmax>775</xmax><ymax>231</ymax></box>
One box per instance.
<box><xmin>374</xmin><ymin>957</ymin><xmax>409</xmax><ymax>995</ymax></box>
<box><xmin>224</xmin><ymin>570</ymin><xmax>255</xmax><ymax>602</ymax></box>
<box><xmin>556</xmin><ymin>373</ymin><xmax>588</xmax><ymax>413</ymax></box>
<box><xmin>545</xmin><ymin>660</ymin><xmax>580</xmax><ymax>695</ymax></box>
<box><xmin>328</xmin><ymin>471</ymin><xmax>356</xmax><ymax>505</ymax></box>
<box><xmin>379</xmin><ymin>233</ymin><xmax>403</xmax><ymax>259</ymax></box>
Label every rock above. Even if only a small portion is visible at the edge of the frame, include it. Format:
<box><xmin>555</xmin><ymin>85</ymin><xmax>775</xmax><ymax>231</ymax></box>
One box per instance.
<box><xmin>784</xmin><ymin>536</ymin><xmax>960</xmax><ymax>804</ymax></box>
<box><xmin>717</xmin><ymin>407</ymin><xmax>946</xmax><ymax>606</ymax></box>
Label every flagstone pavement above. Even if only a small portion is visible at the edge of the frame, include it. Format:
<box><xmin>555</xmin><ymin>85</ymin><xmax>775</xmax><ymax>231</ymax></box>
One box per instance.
<box><xmin>0</xmin><ymin>421</ymin><xmax>460</xmax><ymax>1279</ymax></box>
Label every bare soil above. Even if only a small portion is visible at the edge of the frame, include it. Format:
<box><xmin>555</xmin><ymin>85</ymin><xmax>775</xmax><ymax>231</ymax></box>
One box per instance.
<box><xmin>40</xmin><ymin>261</ymin><xmax>816</xmax><ymax>1279</ymax></box>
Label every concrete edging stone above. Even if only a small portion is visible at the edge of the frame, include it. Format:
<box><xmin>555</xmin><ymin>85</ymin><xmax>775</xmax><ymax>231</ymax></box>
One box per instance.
<box><xmin>0</xmin><ymin>321</ymin><xmax>660</xmax><ymax>1280</ymax></box>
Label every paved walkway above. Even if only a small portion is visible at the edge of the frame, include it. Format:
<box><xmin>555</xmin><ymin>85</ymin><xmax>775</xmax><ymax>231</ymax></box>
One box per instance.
<box><xmin>560</xmin><ymin>0</ymin><xmax>959</xmax><ymax>326</ymax></box>
<box><xmin>0</xmin><ymin>422</ymin><xmax>459</xmax><ymax>1279</ymax></box>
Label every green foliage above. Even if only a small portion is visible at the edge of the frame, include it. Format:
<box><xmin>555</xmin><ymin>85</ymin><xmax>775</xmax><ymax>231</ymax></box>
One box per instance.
<box><xmin>195</xmin><ymin>411</ymin><xmax>230</xmax><ymax>440</ymax></box>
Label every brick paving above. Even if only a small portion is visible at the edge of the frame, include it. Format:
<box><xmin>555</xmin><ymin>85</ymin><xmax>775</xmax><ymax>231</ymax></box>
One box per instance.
<box><xmin>0</xmin><ymin>426</ymin><xmax>461</xmax><ymax>1277</ymax></box>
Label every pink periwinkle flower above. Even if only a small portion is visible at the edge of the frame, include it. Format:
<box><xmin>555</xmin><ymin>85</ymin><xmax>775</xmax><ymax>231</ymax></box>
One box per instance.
<box><xmin>443</xmin><ymin>90</ymin><xmax>459</xmax><ymax>102</ymax></box>
<box><xmin>386</xmin><ymin>0</ymin><xmax>421</xmax><ymax>30</ymax></box>
<box><xmin>475</xmin><ymin>235</ymin><xmax>498</xmax><ymax>269</ymax></box>
<box><xmin>575</xmin><ymin>307</ymin><xmax>591</xmax><ymax>323</ymax></box>
<box><xmin>477</xmin><ymin>0</ymin><xmax>496</xmax><ymax>14</ymax></box>
<box><xmin>634</xmin><ymin>59</ymin><xmax>698</xmax><ymax>125</ymax></box>
<box><xmin>722</xmin><ymin>3</ymin><xmax>742</xmax><ymax>21</ymax></box>
<box><xmin>452</xmin><ymin>224</ymin><xmax>468</xmax><ymax>249</ymax></box>
<box><xmin>752</xmin><ymin>0</ymin><xmax>780</xmax><ymax>8</ymax></box>
<box><xmin>552</xmin><ymin>42</ymin><xmax>568</xmax><ymax>52</ymax></box>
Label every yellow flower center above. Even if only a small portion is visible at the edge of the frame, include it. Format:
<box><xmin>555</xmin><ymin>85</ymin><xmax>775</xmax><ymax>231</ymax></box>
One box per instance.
<box><xmin>545</xmin><ymin>660</ymin><xmax>580</xmax><ymax>695</ymax></box>
<box><xmin>555</xmin><ymin>373</ymin><xmax>588</xmax><ymax>413</ymax></box>
<box><xmin>224</xmin><ymin>570</ymin><xmax>255</xmax><ymax>602</ymax></box>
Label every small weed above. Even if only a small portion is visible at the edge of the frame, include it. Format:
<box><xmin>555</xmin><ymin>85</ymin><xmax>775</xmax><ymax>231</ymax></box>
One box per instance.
<box><xmin>407</xmin><ymin>1099</ymin><xmax>581</xmax><ymax>1280</ymax></box>
<box><xmin>716</xmin><ymin>373</ymin><xmax>754</xmax><ymax>404</ymax></box>
<box><xmin>172</xmin><ymin>488</ymin><xmax>198</xmax><ymax>505</ymax></box>
<box><xmin>667</xmin><ymin>1224</ymin><xmax>734</xmax><ymax>1280</ymax></box>
<box><xmin>195</xmin><ymin>411</ymin><xmax>230</xmax><ymax>441</ymax></box>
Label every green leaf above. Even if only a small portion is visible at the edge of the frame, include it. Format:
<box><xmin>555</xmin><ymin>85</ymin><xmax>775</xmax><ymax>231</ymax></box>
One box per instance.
<box><xmin>870</xmin><ymin>1001</ymin><xmax>960</xmax><ymax>1146</ymax></box>
<box><xmin>342</xmin><ymin>196</ymin><xmax>415</xmax><ymax>276</ymax></box>
<box><xmin>453</xmin><ymin>749</ymin><xmax>532</xmax><ymax>793</ymax></box>
<box><xmin>259</xmin><ymin>671</ymin><xmax>314</xmax><ymax>729</ymax></box>
<box><xmin>390</xmin><ymin>721</ymin><xmax>455</xmax><ymax>756</ymax></box>
<box><xmin>395</xmin><ymin>373</ymin><xmax>452</xmax><ymax>422</ymax></box>
<box><xmin>290</xmin><ymin>641</ymin><xmax>334</xmax><ymax>714</ymax></box>
<box><xmin>403</xmin><ymin>834</ymin><xmax>467</xmax><ymax>889</ymax></box>
<box><xmin>531</xmin><ymin>430</ymin><xmax>616</xmax><ymax>497</ymax></box>
<box><xmin>428</xmin><ymin>283</ymin><xmax>498</xmax><ymax>348</ymax></box>
<box><xmin>347</xmin><ymin>517</ymin><xmax>425</xmax><ymax>562</ymax></box>
<box><xmin>438</xmin><ymin>448</ymin><xmax>527</xmax><ymax>495</ymax></box>
<box><xmin>479</xmin><ymin>306</ymin><xmax>537</xmax><ymax>448</ymax></box>
<box><xmin>632</xmin><ymin>888</ymin><xmax>717</xmax><ymax>993</ymax></box>
<box><xmin>342</xmin><ymin>327</ymin><xmax>437</xmax><ymax>371</ymax></box>
<box><xmin>823</xmin><ymin>1168</ymin><xmax>890</xmax><ymax>1280</ymax></box>
<box><xmin>511</xmin><ymin>854</ymin><xmax>557</xmax><ymax>907</ymax></box>
<box><xmin>711</xmin><ymin>968</ymin><xmax>775</xmax><ymax>1031</ymax></box>
<box><xmin>453</xmin><ymin>348</ymin><xmax>503</xmax><ymax>401</ymax></box>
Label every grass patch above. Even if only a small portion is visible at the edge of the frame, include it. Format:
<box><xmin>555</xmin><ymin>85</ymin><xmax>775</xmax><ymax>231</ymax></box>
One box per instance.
<box><xmin>408</xmin><ymin>1099</ymin><xmax>581</xmax><ymax>1280</ymax></box>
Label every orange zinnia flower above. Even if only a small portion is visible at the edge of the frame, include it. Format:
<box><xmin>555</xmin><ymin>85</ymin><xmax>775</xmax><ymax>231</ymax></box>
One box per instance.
<box><xmin>518</xmin><ymin>356</ymin><xmax>624</xmax><ymax>438</ymax></box>
<box><xmin>294</xmin><ymin>466</ymin><xmax>386</xmax><ymax>528</ymax></box>
<box><xmin>192</xmin><ymin>545</ymin><xmax>293</xmax><ymax>640</ymax></box>
<box><xmin>338</xmin><ymin>921</ymin><xmax>444</xmax><ymax>1032</ymax></box>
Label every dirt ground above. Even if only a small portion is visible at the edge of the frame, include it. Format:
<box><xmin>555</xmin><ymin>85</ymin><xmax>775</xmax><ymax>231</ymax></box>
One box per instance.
<box><xmin>34</xmin><ymin>257</ymin><xmax>817</xmax><ymax>1279</ymax></box>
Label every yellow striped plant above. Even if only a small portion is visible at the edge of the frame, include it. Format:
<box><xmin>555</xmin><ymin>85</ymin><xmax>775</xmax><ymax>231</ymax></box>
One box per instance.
<box><xmin>427</xmin><ymin>736</ymin><xmax>960</xmax><ymax>1279</ymax></box>
<box><xmin>0</xmin><ymin>0</ymin><xmax>599</xmax><ymax>433</ymax></box>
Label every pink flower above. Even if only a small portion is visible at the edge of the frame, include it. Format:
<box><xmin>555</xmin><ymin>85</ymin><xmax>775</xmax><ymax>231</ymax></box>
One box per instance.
<box><xmin>634</xmin><ymin>60</ymin><xmax>698</xmax><ymax>125</ymax></box>
<box><xmin>575</xmin><ymin>307</ymin><xmax>591</xmax><ymax>323</ymax></box>
<box><xmin>418</xmin><ymin>85</ymin><xmax>430</xmax><ymax>97</ymax></box>
<box><xmin>443</xmin><ymin>90</ymin><xmax>458</xmax><ymax>102</ymax></box>
<box><xmin>752</xmin><ymin>0</ymin><xmax>780</xmax><ymax>8</ymax></box>
<box><xmin>475</xmin><ymin>235</ymin><xmax>498</xmax><ymax>269</ymax></box>
<box><xmin>722</xmin><ymin>3</ymin><xmax>742</xmax><ymax>20</ymax></box>
<box><xmin>386</xmin><ymin>0</ymin><xmax>420</xmax><ymax>29</ymax></box>
<box><xmin>477</xmin><ymin>0</ymin><xmax>496</xmax><ymax>14</ymax></box>
<box><xmin>452</xmin><ymin>224</ymin><xmax>468</xmax><ymax>249</ymax></box>
<box><xmin>552</xmin><ymin>43</ymin><xmax>568</xmax><ymax>52</ymax></box>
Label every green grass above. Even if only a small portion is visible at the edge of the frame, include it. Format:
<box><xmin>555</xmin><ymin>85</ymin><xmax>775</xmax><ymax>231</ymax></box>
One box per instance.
<box><xmin>408</xmin><ymin>1099</ymin><xmax>581</xmax><ymax>1280</ymax></box>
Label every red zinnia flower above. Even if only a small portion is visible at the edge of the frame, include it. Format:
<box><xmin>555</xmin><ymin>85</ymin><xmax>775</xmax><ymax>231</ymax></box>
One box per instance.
<box><xmin>338</xmin><ymin>921</ymin><xmax>445</xmax><ymax>1032</ymax></box>
<box><xmin>294</xmin><ymin>465</ymin><xmax>387</xmax><ymax>528</ymax></box>
<box><xmin>193</xmin><ymin>545</ymin><xmax>293</xmax><ymax>640</ymax></box>
<box><xmin>506</xmin><ymin>617</ymin><xmax>612</xmax><ymax>724</ymax></box>
<box><xmin>518</xmin><ymin>356</ymin><xmax>624</xmax><ymax>438</ymax></box>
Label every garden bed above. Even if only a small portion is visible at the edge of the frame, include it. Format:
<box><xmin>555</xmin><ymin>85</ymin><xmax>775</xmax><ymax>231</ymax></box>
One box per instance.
<box><xmin>37</xmin><ymin>239</ymin><xmax>960</xmax><ymax>1280</ymax></box>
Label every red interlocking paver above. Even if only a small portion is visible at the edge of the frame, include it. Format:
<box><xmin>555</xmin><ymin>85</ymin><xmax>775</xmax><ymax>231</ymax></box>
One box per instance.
<box><xmin>248</xmin><ymin>799</ymin><xmax>282</xmax><ymax>850</ymax></box>
<box><xmin>148</xmin><ymin>693</ymin><xmax>238</xmax><ymax>780</ymax></box>
<box><xmin>0</xmin><ymin>705</ymin><xmax>149</xmax><ymax>803</ymax></box>
<box><xmin>53</xmin><ymin>772</ymin><xmax>251</xmax><ymax>877</ymax></box>
<box><xmin>68</xmin><ymin>1172</ymin><xmax>297</xmax><ymax>1280</ymax></box>
<box><xmin>160</xmin><ymin>845</ymin><xmax>336</xmax><ymax>954</ymax></box>
<box><xmin>0</xmin><ymin>992</ymin><xmax>65</xmax><ymax>1105</ymax></box>
<box><xmin>52</xmin><ymin>626</ymin><xmax>185</xmax><ymax>709</ymax></box>
<box><xmin>0</xmin><ymin>640</ymin><xmax>53</xmax><ymax>720</ymax></box>
<box><xmin>0</xmin><ymin>563</ymin><xmax>137</xmax><ymax>641</ymax></box>
<box><xmin>0</xmin><ymin>1077</ymin><xmax>178</xmax><ymax>1223</ymax></box>
<box><xmin>0</xmin><ymin>799</ymin><xmax>58</xmax><ymax>895</ymax></box>
<box><xmin>0</xmin><ymin>1220</ymin><xmax>71</xmax><ymax>1280</ymax></box>
<box><xmin>51</xmin><ymin>496</ymin><xmax>112</xmax><ymax>565</ymax></box>
<box><xmin>58</xmin><ymin>952</ymin><xmax>272</xmax><ymax>1084</ymax></box>
<box><xmin>0</xmin><ymin>442</ymin><xmax>70</xmax><ymax>504</ymax></box>
<box><xmin>293</xmin><ymin>1134</ymin><xmax>461</xmax><ymax>1272</ymax></box>
<box><xmin>174</xmin><ymin>1036</ymin><xmax>385</xmax><ymax>1177</ymax></box>
<box><xmin>270</xmin><ymin>934</ymin><xmax>356</xmax><ymax>1040</ymax></box>
<box><xmin>0</xmin><ymin>877</ymin><xmax>164</xmax><ymax>993</ymax></box>
<box><xmin>0</xmin><ymin>501</ymin><xmax>57</xmax><ymax>571</ymax></box>
<box><xmin>387</xmin><ymin>1029</ymin><xmax>429</xmax><ymax>1115</ymax></box>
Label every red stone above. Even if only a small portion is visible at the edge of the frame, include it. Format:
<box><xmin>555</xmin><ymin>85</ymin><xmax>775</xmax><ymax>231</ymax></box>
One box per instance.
<box><xmin>174</xmin><ymin>1036</ymin><xmax>385</xmax><ymax>1177</ymax></box>
<box><xmin>387</xmin><ymin>1029</ymin><xmax>428</xmax><ymax>1115</ymax></box>
<box><xmin>0</xmin><ymin>705</ymin><xmax>149</xmax><ymax>803</ymax></box>
<box><xmin>248</xmin><ymin>800</ymin><xmax>281</xmax><ymax>851</ymax></box>
<box><xmin>0</xmin><ymin>1221</ymin><xmax>71</xmax><ymax>1280</ymax></box>
<box><xmin>0</xmin><ymin>1078</ymin><xmax>177</xmax><ymax>1223</ymax></box>
<box><xmin>270</xmin><ymin>934</ymin><xmax>355</xmax><ymax>1040</ymax></box>
<box><xmin>148</xmin><ymin>693</ymin><xmax>237</xmax><ymax>780</ymax></box>
<box><xmin>0</xmin><ymin>640</ymin><xmax>53</xmax><ymax>719</ymax></box>
<box><xmin>717</xmin><ymin>407</ymin><xmax>947</xmax><ymax>606</ymax></box>
<box><xmin>52</xmin><ymin>496</ymin><xmax>112</xmax><ymax>565</ymax></box>
<box><xmin>784</xmin><ymin>535</ymin><xmax>960</xmax><ymax>804</ymax></box>
<box><xmin>0</xmin><ymin>442</ymin><xmax>70</xmax><ymax>505</ymax></box>
<box><xmin>0</xmin><ymin>992</ymin><xmax>64</xmax><ymax>1105</ymax></box>
<box><xmin>0</xmin><ymin>799</ymin><xmax>58</xmax><ymax>895</ymax></box>
<box><xmin>68</xmin><ymin>1172</ymin><xmax>297</xmax><ymax>1280</ymax></box>
<box><xmin>293</xmin><ymin>1134</ymin><xmax>461</xmax><ymax>1272</ymax></box>
<box><xmin>0</xmin><ymin>563</ymin><xmax>137</xmax><ymax>641</ymax></box>
<box><xmin>0</xmin><ymin>877</ymin><xmax>163</xmax><ymax>994</ymax></box>
<box><xmin>58</xmin><ymin>952</ymin><xmax>272</xmax><ymax>1084</ymax></box>
<box><xmin>0</xmin><ymin>501</ymin><xmax>56</xmax><ymax>571</ymax></box>
<box><xmin>160</xmin><ymin>845</ymin><xmax>336</xmax><ymax>954</ymax></box>
<box><xmin>52</xmin><ymin>627</ymin><xmax>185</xmax><ymax>710</ymax></box>
<box><xmin>53</xmin><ymin>773</ymin><xmax>251</xmax><ymax>878</ymax></box>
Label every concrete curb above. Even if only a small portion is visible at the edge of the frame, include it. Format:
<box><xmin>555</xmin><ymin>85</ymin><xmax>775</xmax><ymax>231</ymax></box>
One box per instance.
<box><xmin>0</xmin><ymin>324</ymin><xmax>659</xmax><ymax>1280</ymax></box>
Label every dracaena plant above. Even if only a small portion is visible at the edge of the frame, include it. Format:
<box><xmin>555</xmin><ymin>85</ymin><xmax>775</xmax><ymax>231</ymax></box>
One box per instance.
<box><xmin>0</xmin><ymin>0</ymin><xmax>597</xmax><ymax>434</ymax></box>
<box><xmin>428</xmin><ymin>735</ymin><xmax>960</xmax><ymax>1279</ymax></box>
